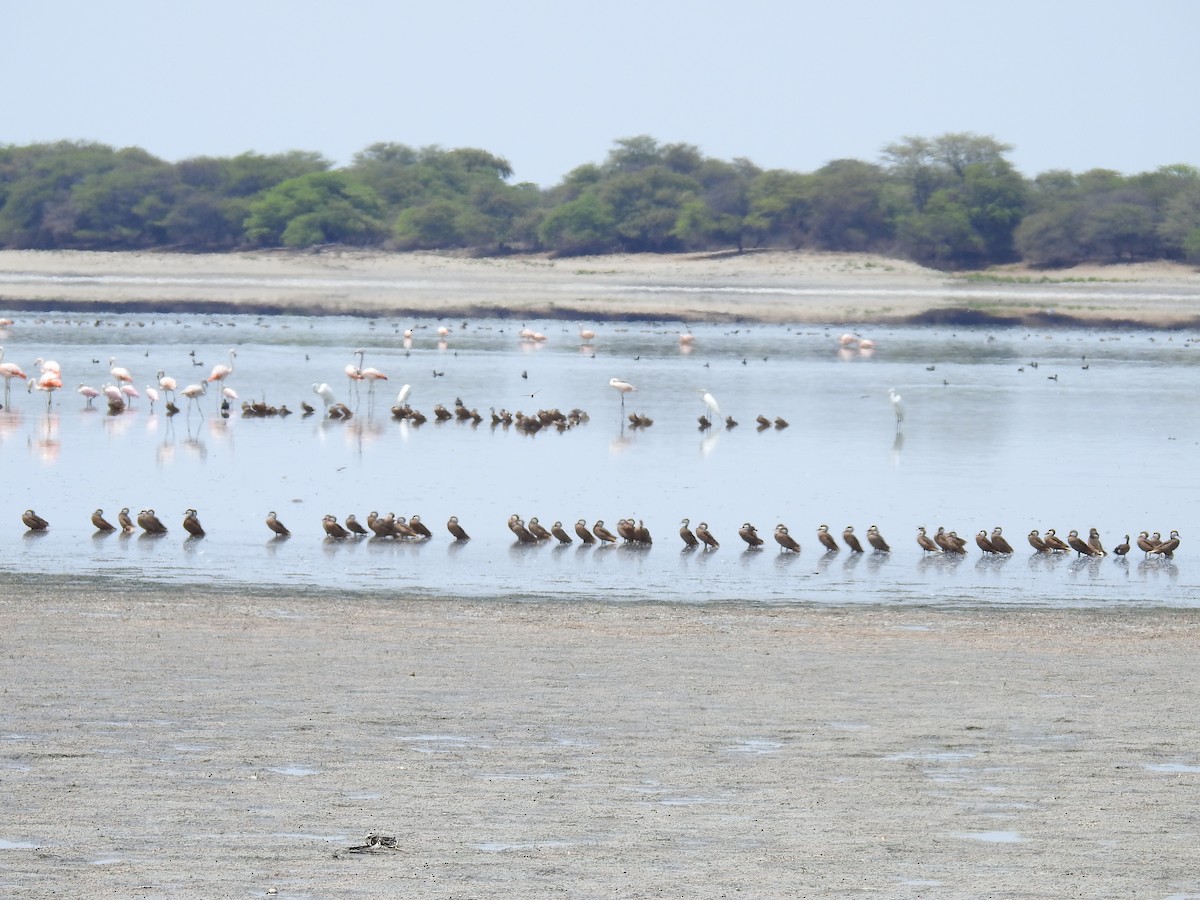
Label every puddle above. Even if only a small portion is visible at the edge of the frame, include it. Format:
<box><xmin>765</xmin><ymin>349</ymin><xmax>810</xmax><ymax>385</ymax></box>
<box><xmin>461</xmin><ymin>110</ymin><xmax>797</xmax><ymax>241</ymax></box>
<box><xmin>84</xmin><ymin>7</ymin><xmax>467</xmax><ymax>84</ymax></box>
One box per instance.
<box><xmin>0</xmin><ymin>839</ymin><xmax>38</xmax><ymax>850</ymax></box>
<box><xmin>723</xmin><ymin>739</ymin><xmax>782</xmax><ymax>754</ymax></box>
<box><xmin>955</xmin><ymin>830</ymin><xmax>1025</xmax><ymax>843</ymax></box>
<box><xmin>268</xmin><ymin>765</ymin><xmax>319</xmax><ymax>777</ymax></box>
<box><xmin>1145</xmin><ymin>763</ymin><xmax>1200</xmax><ymax>774</ymax></box>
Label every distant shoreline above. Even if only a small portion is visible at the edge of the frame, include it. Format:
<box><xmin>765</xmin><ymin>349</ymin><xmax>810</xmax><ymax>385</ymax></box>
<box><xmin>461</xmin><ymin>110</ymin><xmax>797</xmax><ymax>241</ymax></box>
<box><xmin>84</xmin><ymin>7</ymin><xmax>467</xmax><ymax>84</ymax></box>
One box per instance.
<box><xmin>1</xmin><ymin>248</ymin><xmax>1198</xmax><ymax>328</ymax></box>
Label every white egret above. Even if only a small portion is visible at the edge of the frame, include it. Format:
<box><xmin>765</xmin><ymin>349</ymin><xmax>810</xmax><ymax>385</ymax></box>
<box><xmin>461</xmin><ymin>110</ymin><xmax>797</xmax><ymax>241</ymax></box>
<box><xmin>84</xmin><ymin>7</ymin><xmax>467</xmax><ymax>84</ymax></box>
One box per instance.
<box><xmin>312</xmin><ymin>382</ymin><xmax>336</xmax><ymax>408</ymax></box>
<box><xmin>699</xmin><ymin>389</ymin><xmax>720</xmax><ymax>423</ymax></box>
<box><xmin>395</xmin><ymin>383</ymin><xmax>412</xmax><ymax>406</ymax></box>
<box><xmin>888</xmin><ymin>388</ymin><xmax>904</xmax><ymax>433</ymax></box>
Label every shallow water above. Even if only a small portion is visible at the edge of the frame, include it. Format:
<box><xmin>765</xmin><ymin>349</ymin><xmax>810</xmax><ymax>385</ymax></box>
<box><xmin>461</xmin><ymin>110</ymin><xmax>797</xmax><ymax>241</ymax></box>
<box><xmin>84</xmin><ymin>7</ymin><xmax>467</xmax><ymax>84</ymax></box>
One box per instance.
<box><xmin>0</xmin><ymin>312</ymin><xmax>1196</xmax><ymax>607</ymax></box>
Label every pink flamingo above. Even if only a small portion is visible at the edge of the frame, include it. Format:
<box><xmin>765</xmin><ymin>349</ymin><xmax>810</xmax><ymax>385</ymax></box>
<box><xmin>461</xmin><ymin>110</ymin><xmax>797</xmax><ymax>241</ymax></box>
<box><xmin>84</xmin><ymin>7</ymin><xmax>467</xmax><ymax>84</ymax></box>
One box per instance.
<box><xmin>145</xmin><ymin>386</ymin><xmax>159</xmax><ymax>412</ymax></box>
<box><xmin>28</xmin><ymin>370</ymin><xmax>63</xmax><ymax>409</ymax></box>
<box><xmin>157</xmin><ymin>370</ymin><xmax>177</xmax><ymax>401</ymax></box>
<box><xmin>34</xmin><ymin>357</ymin><xmax>61</xmax><ymax>375</ymax></box>
<box><xmin>207</xmin><ymin>349</ymin><xmax>236</xmax><ymax>385</ymax></box>
<box><xmin>0</xmin><ymin>348</ymin><xmax>27</xmax><ymax>407</ymax></box>
<box><xmin>352</xmin><ymin>349</ymin><xmax>388</xmax><ymax>398</ymax></box>
<box><xmin>109</xmin><ymin>357</ymin><xmax>133</xmax><ymax>384</ymax></box>
<box><xmin>78</xmin><ymin>384</ymin><xmax>100</xmax><ymax>408</ymax></box>
<box><xmin>180</xmin><ymin>381</ymin><xmax>207</xmax><ymax>416</ymax></box>
<box><xmin>121</xmin><ymin>384</ymin><xmax>140</xmax><ymax>408</ymax></box>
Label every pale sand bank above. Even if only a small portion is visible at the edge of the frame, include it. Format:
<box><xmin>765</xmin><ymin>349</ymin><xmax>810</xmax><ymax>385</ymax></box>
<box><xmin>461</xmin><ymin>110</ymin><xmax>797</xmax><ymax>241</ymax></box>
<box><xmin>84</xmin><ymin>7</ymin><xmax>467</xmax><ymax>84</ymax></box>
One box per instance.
<box><xmin>2</xmin><ymin>585</ymin><xmax>1199</xmax><ymax>896</ymax></box>
<box><xmin>1</xmin><ymin>249</ymin><xmax>1198</xmax><ymax>325</ymax></box>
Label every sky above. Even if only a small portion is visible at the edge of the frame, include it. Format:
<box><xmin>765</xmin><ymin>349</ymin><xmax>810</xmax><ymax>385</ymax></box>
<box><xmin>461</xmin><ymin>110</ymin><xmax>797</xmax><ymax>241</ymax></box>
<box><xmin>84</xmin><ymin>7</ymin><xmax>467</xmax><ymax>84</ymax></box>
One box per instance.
<box><xmin>5</xmin><ymin>0</ymin><xmax>1197</xmax><ymax>186</ymax></box>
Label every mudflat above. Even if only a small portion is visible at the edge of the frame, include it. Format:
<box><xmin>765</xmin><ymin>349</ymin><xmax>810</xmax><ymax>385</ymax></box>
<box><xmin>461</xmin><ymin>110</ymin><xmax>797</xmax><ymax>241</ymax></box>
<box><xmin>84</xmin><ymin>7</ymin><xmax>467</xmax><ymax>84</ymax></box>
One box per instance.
<box><xmin>1</xmin><ymin>248</ymin><xmax>1198</xmax><ymax>325</ymax></box>
<box><xmin>3</xmin><ymin>584</ymin><xmax>1199</xmax><ymax>897</ymax></box>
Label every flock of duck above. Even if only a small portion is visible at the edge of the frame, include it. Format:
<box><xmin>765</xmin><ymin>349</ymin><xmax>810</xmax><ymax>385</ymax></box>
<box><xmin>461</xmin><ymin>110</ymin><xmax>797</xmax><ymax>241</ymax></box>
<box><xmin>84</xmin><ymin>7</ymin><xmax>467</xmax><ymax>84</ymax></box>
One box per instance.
<box><xmin>15</xmin><ymin>508</ymin><xmax>1181</xmax><ymax>560</ymax></box>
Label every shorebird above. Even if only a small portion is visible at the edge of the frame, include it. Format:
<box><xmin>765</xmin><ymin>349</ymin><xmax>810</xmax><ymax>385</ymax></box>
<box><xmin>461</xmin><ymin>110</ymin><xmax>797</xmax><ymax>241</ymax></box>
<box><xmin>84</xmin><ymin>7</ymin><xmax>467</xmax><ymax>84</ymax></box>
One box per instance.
<box><xmin>679</xmin><ymin>518</ymin><xmax>699</xmax><ymax>548</ymax></box>
<box><xmin>1113</xmin><ymin>534</ymin><xmax>1131</xmax><ymax>557</ymax></box>
<box><xmin>1028</xmin><ymin>529</ymin><xmax>1048</xmax><ymax>552</ymax></box>
<box><xmin>1067</xmin><ymin>529</ymin><xmax>1101</xmax><ymax>557</ymax></box>
<box><xmin>447</xmin><ymin>516</ymin><xmax>470</xmax><ymax>541</ymax></box>
<box><xmin>266</xmin><ymin>512</ymin><xmax>290</xmax><ymax>536</ymax></box>
<box><xmin>843</xmin><ymin>526</ymin><xmax>864</xmax><ymax>553</ymax></box>
<box><xmin>91</xmin><ymin>509</ymin><xmax>116</xmax><ymax>532</ymax></box>
<box><xmin>592</xmin><ymin>520</ymin><xmax>618</xmax><ymax>543</ymax></box>
<box><xmin>989</xmin><ymin>527</ymin><xmax>1014</xmax><ymax>554</ymax></box>
<box><xmin>508</xmin><ymin>515</ymin><xmax>538</xmax><ymax>544</ymax></box>
<box><xmin>551</xmin><ymin>521</ymin><xmax>573</xmax><ymax>544</ymax></box>
<box><xmin>409</xmin><ymin>515</ymin><xmax>433</xmax><ymax>539</ymax></box>
<box><xmin>738</xmin><ymin>523</ymin><xmax>764</xmax><ymax>548</ymax></box>
<box><xmin>323</xmin><ymin>515</ymin><xmax>350</xmax><ymax>539</ymax></box>
<box><xmin>1043</xmin><ymin>529</ymin><xmax>1071</xmax><ymax>552</ymax></box>
<box><xmin>774</xmin><ymin>524</ymin><xmax>801</xmax><ymax>552</ymax></box>
<box><xmin>917</xmin><ymin>526</ymin><xmax>941</xmax><ymax>554</ymax></box>
<box><xmin>1152</xmin><ymin>530</ymin><xmax>1180</xmax><ymax>558</ymax></box>
<box><xmin>21</xmin><ymin>509</ymin><xmax>49</xmax><ymax>531</ymax></box>
<box><xmin>867</xmin><ymin>525</ymin><xmax>891</xmax><ymax>553</ymax></box>
<box><xmin>1087</xmin><ymin>528</ymin><xmax>1107</xmax><ymax>556</ymax></box>
<box><xmin>574</xmin><ymin>519</ymin><xmax>596</xmax><ymax>544</ymax></box>
<box><xmin>527</xmin><ymin>517</ymin><xmax>552</xmax><ymax>541</ymax></box>
<box><xmin>118</xmin><ymin>508</ymin><xmax>135</xmax><ymax>532</ymax></box>
<box><xmin>137</xmin><ymin>509</ymin><xmax>167</xmax><ymax>534</ymax></box>
<box><xmin>1137</xmin><ymin>531</ymin><xmax>1158</xmax><ymax>556</ymax></box>
<box><xmin>183</xmin><ymin>509</ymin><xmax>206</xmax><ymax>537</ymax></box>
<box><xmin>817</xmin><ymin>525</ymin><xmax>839</xmax><ymax>553</ymax></box>
<box><xmin>344</xmin><ymin>514</ymin><xmax>368</xmax><ymax>537</ymax></box>
<box><xmin>634</xmin><ymin>519</ymin><xmax>652</xmax><ymax>544</ymax></box>
<box><xmin>975</xmin><ymin>530</ymin><xmax>999</xmax><ymax>554</ymax></box>
<box><xmin>946</xmin><ymin>531</ymin><xmax>969</xmax><ymax>553</ymax></box>
<box><xmin>695</xmin><ymin>522</ymin><xmax>719</xmax><ymax>549</ymax></box>
<box><xmin>392</xmin><ymin>516</ymin><xmax>420</xmax><ymax>540</ymax></box>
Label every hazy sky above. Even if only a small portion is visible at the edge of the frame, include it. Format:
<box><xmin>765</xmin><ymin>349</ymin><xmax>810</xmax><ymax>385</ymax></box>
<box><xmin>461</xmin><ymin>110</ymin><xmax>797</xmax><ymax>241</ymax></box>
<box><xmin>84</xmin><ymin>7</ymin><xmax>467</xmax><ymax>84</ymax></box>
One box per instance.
<box><xmin>6</xmin><ymin>0</ymin><xmax>1197</xmax><ymax>186</ymax></box>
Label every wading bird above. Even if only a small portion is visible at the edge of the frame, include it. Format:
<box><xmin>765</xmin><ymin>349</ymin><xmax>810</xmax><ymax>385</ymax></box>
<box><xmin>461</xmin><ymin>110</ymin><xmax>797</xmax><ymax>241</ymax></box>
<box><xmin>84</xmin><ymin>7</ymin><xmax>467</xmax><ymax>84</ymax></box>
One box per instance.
<box><xmin>817</xmin><ymin>524</ymin><xmax>839</xmax><ymax>553</ymax></box>
<box><xmin>695</xmin><ymin>522</ymin><xmax>719</xmax><ymax>549</ymax></box>
<box><xmin>447</xmin><ymin>516</ymin><xmax>470</xmax><ymax>541</ymax></box>
<box><xmin>867</xmin><ymin>525</ymin><xmax>891</xmax><ymax>553</ymax></box>
<box><xmin>609</xmin><ymin>377</ymin><xmax>636</xmax><ymax>409</ymax></box>
<box><xmin>79</xmin><ymin>384</ymin><xmax>102</xmax><ymax>410</ymax></box>
<box><xmin>739</xmin><ymin>522</ymin><xmax>764</xmax><ymax>548</ymax></box>
<box><xmin>888</xmin><ymin>388</ymin><xmax>904</xmax><ymax>433</ymax></box>
<box><xmin>91</xmin><ymin>509</ymin><xmax>116</xmax><ymax>532</ymax></box>
<box><xmin>183</xmin><ymin>509</ymin><xmax>206</xmax><ymax>537</ymax></box>
<box><xmin>843</xmin><ymin>526</ymin><xmax>864</xmax><ymax>553</ymax></box>
<box><xmin>679</xmin><ymin>518</ymin><xmax>699</xmax><ymax>548</ymax></box>
<box><xmin>574</xmin><ymin>519</ymin><xmax>596</xmax><ymax>544</ymax></box>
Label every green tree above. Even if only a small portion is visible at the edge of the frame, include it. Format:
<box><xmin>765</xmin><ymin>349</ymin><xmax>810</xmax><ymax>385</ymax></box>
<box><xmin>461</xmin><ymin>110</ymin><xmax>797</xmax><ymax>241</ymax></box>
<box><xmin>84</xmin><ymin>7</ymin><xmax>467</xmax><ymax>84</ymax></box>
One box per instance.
<box><xmin>244</xmin><ymin>171</ymin><xmax>386</xmax><ymax>248</ymax></box>
<box><xmin>538</xmin><ymin>191</ymin><xmax>617</xmax><ymax>255</ymax></box>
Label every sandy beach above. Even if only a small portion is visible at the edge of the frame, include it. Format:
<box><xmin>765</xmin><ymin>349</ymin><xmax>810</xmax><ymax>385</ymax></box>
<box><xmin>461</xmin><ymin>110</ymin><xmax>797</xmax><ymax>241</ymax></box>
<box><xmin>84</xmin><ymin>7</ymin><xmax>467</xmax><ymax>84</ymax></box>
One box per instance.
<box><xmin>0</xmin><ymin>248</ymin><xmax>1198</xmax><ymax>325</ymax></box>
<box><xmin>2</xmin><ymin>584</ymin><xmax>1199</xmax><ymax>897</ymax></box>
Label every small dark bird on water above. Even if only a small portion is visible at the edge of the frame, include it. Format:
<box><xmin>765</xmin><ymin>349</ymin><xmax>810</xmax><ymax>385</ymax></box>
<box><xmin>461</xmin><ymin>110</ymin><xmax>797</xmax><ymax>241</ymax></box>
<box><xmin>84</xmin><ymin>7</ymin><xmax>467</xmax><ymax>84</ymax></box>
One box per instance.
<box><xmin>91</xmin><ymin>509</ymin><xmax>116</xmax><ymax>532</ymax></box>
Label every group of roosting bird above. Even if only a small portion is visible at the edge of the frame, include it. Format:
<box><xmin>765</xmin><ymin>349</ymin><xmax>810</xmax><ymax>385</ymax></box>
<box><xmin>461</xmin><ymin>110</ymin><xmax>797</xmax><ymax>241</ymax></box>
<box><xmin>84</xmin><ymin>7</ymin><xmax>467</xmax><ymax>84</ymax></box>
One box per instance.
<box><xmin>16</xmin><ymin>508</ymin><xmax>1181</xmax><ymax>559</ymax></box>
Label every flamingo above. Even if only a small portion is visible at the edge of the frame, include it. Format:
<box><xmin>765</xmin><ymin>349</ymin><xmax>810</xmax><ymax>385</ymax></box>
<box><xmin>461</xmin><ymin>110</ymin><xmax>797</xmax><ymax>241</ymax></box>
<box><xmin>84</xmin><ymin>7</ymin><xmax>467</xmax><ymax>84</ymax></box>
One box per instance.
<box><xmin>0</xmin><ymin>347</ymin><xmax>28</xmax><ymax>406</ymax></box>
<box><xmin>120</xmin><ymin>384</ymin><xmax>140</xmax><ymax>408</ymax></box>
<box><xmin>102</xmin><ymin>384</ymin><xmax>125</xmax><ymax>412</ymax></box>
<box><xmin>28</xmin><ymin>370</ymin><xmax>63</xmax><ymax>409</ymax></box>
<box><xmin>157</xmin><ymin>370</ymin><xmax>177</xmax><ymax>400</ymax></box>
<box><xmin>609</xmin><ymin>377</ymin><xmax>636</xmax><ymax>409</ymax></box>
<box><xmin>34</xmin><ymin>358</ymin><xmax>61</xmax><ymax>375</ymax></box>
<box><xmin>109</xmin><ymin>357</ymin><xmax>133</xmax><ymax>385</ymax></box>
<box><xmin>354</xmin><ymin>350</ymin><xmax>388</xmax><ymax>397</ymax></box>
<box><xmin>207</xmin><ymin>348</ymin><xmax>236</xmax><ymax>385</ymax></box>
<box><xmin>78</xmin><ymin>384</ymin><xmax>100</xmax><ymax>408</ymax></box>
<box><xmin>180</xmin><ymin>381</ymin><xmax>207</xmax><ymax>416</ymax></box>
<box><xmin>145</xmin><ymin>386</ymin><xmax>159</xmax><ymax>411</ymax></box>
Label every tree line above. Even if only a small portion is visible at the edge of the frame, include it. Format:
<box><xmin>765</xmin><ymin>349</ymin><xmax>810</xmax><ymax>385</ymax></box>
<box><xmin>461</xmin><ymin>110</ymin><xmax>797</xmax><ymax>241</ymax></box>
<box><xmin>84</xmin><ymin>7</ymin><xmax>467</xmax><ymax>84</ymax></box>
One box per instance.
<box><xmin>1</xmin><ymin>134</ymin><xmax>1197</xmax><ymax>270</ymax></box>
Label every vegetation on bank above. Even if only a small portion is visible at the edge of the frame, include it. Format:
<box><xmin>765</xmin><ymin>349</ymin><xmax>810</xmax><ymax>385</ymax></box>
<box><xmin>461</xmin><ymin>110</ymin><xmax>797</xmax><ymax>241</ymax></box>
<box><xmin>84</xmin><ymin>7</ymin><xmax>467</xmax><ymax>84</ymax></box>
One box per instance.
<box><xmin>1</xmin><ymin>134</ymin><xmax>1198</xmax><ymax>271</ymax></box>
